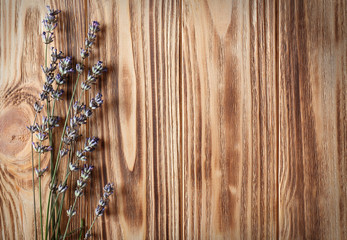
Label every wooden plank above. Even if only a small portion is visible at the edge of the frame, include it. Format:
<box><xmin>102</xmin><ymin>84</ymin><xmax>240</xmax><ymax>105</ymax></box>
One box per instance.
<box><xmin>278</xmin><ymin>0</ymin><xmax>347</xmax><ymax>239</ymax></box>
<box><xmin>0</xmin><ymin>1</ymin><xmax>58</xmax><ymax>239</ymax></box>
<box><xmin>181</xmin><ymin>0</ymin><xmax>277</xmax><ymax>239</ymax></box>
<box><xmin>86</xmin><ymin>0</ymin><xmax>180</xmax><ymax>239</ymax></box>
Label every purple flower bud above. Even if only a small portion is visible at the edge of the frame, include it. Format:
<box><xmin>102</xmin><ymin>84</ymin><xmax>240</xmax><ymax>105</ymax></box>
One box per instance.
<box><xmin>58</xmin><ymin>183</ymin><xmax>68</xmax><ymax>193</ymax></box>
<box><xmin>42</xmin><ymin>31</ymin><xmax>54</xmax><ymax>44</ymax></box>
<box><xmin>34</xmin><ymin>101</ymin><xmax>44</xmax><ymax>113</ymax></box>
<box><xmin>35</xmin><ymin>166</ymin><xmax>48</xmax><ymax>178</ymax></box>
<box><xmin>66</xmin><ymin>206</ymin><xmax>76</xmax><ymax>217</ymax></box>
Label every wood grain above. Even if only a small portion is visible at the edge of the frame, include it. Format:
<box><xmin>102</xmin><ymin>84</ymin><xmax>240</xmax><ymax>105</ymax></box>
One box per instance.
<box><xmin>0</xmin><ymin>1</ymin><xmax>52</xmax><ymax>239</ymax></box>
<box><xmin>1</xmin><ymin>0</ymin><xmax>180</xmax><ymax>239</ymax></box>
<box><xmin>181</xmin><ymin>0</ymin><xmax>277</xmax><ymax>239</ymax></box>
<box><xmin>85</xmin><ymin>0</ymin><xmax>180</xmax><ymax>239</ymax></box>
<box><xmin>1</xmin><ymin>0</ymin><xmax>346</xmax><ymax>239</ymax></box>
<box><xmin>278</xmin><ymin>0</ymin><xmax>347</xmax><ymax>239</ymax></box>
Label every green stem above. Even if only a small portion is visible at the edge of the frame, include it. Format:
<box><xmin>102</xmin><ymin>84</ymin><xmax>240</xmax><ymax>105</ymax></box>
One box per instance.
<box><xmin>30</xmin><ymin>113</ymin><xmax>38</xmax><ymax>240</ymax></box>
<box><xmin>59</xmin><ymin>226</ymin><xmax>84</xmax><ymax>240</ymax></box>
<box><xmin>45</xmin><ymin>72</ymin><xmax>82</xmax><ymax>240</ymax></box>
<box><xmin>38</xmin><ymin>140</ymin><xmax>44</xmax><ymax>240</ymax></box>
<box><xmin>62</xmin><ymin>197</ymin><xmax>78</xmax><ymax>240</ymax></box>
<box><xmin>85</xmin><ymin>216</ymin><xmax>98</xmax><ymax>239</ymax></box>
<box><xmin>51</xmin><ymin>72</ymin><xmax>82</xmax><ymax>184</ymax></box>
<box><xmin>78</xmin><ymin>219</ymin><xmax>84</xmax><ymax>240</ymax></box>
<box><xmin>52</xmin><ymin>144</ymin><xmax>74</xmax><ymax>239</ymax></box>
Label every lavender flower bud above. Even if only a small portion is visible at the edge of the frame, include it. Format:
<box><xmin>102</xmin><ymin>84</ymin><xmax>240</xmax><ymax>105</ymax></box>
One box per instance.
<box><xmin>41</xmin><ymin>64</ymin><xmax>56</xmax><ymax>74</ymax></box>
<box><xmin>95</xmin><ymin>205</ymin><xmax>105</xmax><ymax>217</ymax></box>
<box><xmin>76</xmin><ymin>150</ymin><xmax>87</xmax><ymax>161</ymax></box>
<box><xmin>60</xmin><ymin>148</ymin><xmax>69</xmax><ymax>157</ymax></box>
<box><xmin>42</xmin><ymin>32</ymin><xmax>54</xmax><ymax>44</ymax></box>
<box><xmin>34</xmin><ymin>102</ymin><xmax>44</xmax><ymax>113</ymax></box>
<box><xmin>84</xmin><ymin>137</ymin><xmax>99</xmax><ymax>152</ymax></box>
<box><xmin>73</xmin><ymin>102</ymin><xmax>85</xmax><ymax>114</ymax></box>
<box><xmin>89</xmin><ymin>93</ymin><xmax>103</xmax><ymax>109</ymax></box>
<box><xmin>43</xmin><ymin>83</ymin><xmax>53</xmax><ymax>94</ymax></box>
<box><xmin>89</xmin><ymin>21</ymin><xmax>100</xmax><ymax>33</ymax></box>
<box><xmin>39</xmin><ymin>92</ymin><xmax>48</xmax><ymax>101</ymax></box>
<box><xmin>81</xmin><ymin>164</ymin><xmax>94</xmax><ymax>180</ymax></box>
<box><xmin>75</xmin><ymin>188</ymin><xmax>83</xmax><ymax>197</ymax></box>
<box><xmin>81</xmin><ymin>82</ymin><xmax>91</xmax><ymax>91</ymax></box>
<box><xmin>80</xmin><ymin>49</ymin><xmax>89</xmax><ymax>59</ymax></box>
<box><xmin>66</xmin><ymin>206</ymin><xmax>76</xmax><ymax>217</ymax></box>
<box><xmin>35</xmin><ymin>166</ymin><xmax>48</xmax><ymax>178</ymax></box>
<box><xmin>48</xmin><ymin>116</ymin><xmax>60</xmax><ymax>128</ymax></box>
<box><xmin>32</xmin><ymin>142</ymin><xmax>52</xmax><ymax>153</ymax></box>
<box><xmin>91</xmin><ymin>61</ymin><xmax>107</xmax><ymax>76</ymax></box>
<box><xmin>98</xmin><ymin>198</ymin><xmax>109</xmax><ymax>207</ymax></box>
<box><xmin>58</xmin><ymin>183</ymin><xmax>68</xmax><ymax>193</ymax></box>
<box><xmin>46</xmin><ymin>6</ymin><xmax>61</xmax><ymax>16</ymax></box>
<box><xmin>35</xmin><ymin>132</ymin><xmax>48</xmax><ymax>141</ymax></box>
<box><xmin>84</xmin><ymin>232</ymin><xmax>91</xmax><ymax>239</ymax></box>
<box><xmin>103</xmin><ymin>183</ymin><xmax>114</xmax><ymax>197</ymax></box>
<box><xmin>76</xmin><ymin>63</ymin><xmax>84</xmax><ymax>73</ymax></box>
<box><xmin>51</xmin><ymin>89</ymin><xmax>64</xmax><ymax>101</ymax></box>
<box><xmin>51</xmin><ymin>47</ymin><xmax>64</xmax><ymax>63</ymax></box>
<box><xmin>77</xmin><ymin>179</ymin><xmax>86</xmax><ymax>189</ymax></box>
<box><xmin>27</xmin><ymin>125</ymin><xmax>39</xmax><ymax>133</ymax></box>
<box><xmin>95</xmin><ymin>93</ymin><xmax>103</xmax><ymax>105</ymax></box>
<box><xmin>87</xmin><ymin>71</ymin><xmax>97</xmax><ymax>84</ymax></box>
<box><xmin>82</xmin><ymin>108</ymin><xmax>90</xmax><ymax>118</ymax></box>
<box><xmin>55</xmin><ymin>74</ymin><xmax>66</xmax><ymax>85</ymax></box>
<box><xmin>46</xmin><ymin>73</ymin><xmax>55</xmax><ymax>85</ymax></box>
<box><xmin>59</xmin><ymin>57</ymin><xmax>74</xmax><ymax>76</ymax></box>
<box><xmin>69</xmin><ymin>162</ymin><xmax>79</xmax><ymax>172</ymax></box>
<box><xmin>85</xmin><ymin>39</ymin><xmax>93</xmax><ymax>49</ymax></box>
<box><xmin>42</xmin><ymin>19</ymin><xmax>57</xmax><ymax>32</ymax></box>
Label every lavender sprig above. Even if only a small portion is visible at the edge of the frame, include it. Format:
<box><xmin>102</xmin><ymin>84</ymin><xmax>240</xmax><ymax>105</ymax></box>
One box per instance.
<box><xmin>84</xmin><ymin>183</ymin><xmax>115</xmax><ymax>239</ymax></box>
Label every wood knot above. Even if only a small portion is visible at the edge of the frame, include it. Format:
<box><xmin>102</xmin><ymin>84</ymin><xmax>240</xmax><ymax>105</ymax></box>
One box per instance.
<box><xmin>0</xmin><ymin>107</ymin><xmax>30</xmax><ymax>157</ymax></box>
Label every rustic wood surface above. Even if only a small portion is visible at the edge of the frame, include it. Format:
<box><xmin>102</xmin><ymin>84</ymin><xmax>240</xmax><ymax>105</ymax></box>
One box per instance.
<box><xmin>181</xmin><ymin>0</ymin><xmax>277</xmax><ymax>239</ymax></box>
<box><xmin>278</xmin><ymin>0</ymin><xmax>346</xmax><ymax>239</ymax></box>
<box><xmin>0</xmin><ymin>0</ymin><xmax>345</xmax><ymax>239</ymax></box>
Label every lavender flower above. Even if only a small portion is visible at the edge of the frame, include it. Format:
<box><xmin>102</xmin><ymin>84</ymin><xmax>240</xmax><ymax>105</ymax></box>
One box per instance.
<box><xmin>60</xmin><ymin>148</ymin><xmax>69</xmax><ymax>157</ymax></box>
<box><xmin>69</xmin><ymin>162</ymin><xmax>79</xmax><ymax>172</ymax></box>
<box><xmin>51</xmin><ymin>89</ymin><xmax>64</xmax><ymax>100</ymax></box>
<box><xmin>34</xmin><ymin>102</ymin><xmax>44</xmax><ymax>113</ymax></box>
<box><xmin>58</xmin><ymin>57</ymin><xmax>74</xmax><ymax>75</ymax></box>
<box><xmin>94</xmin><ymin>183</ymin><xmax>114</xmax><ymax>218</ymax></box>
<box><xmin>42</xmin><ymin>32</ymin><xmax>54</xmax><ymax>44</ymax></box>
<box><xmin>58</xmin><ymin>183</ymin><xmax>68</xmax><ymax>193</ymax></box>
<box><xmin>27</xmin><ymin>125</ymin><xmax>39</xmax><ymax>133</ymax></box>
<box><xmin>76</xmin><ymin>63</ymin><xmax>84</xmax><ymax>73</ymax></box>
<box><xmin>76</xmin><ymin>150</ymin><xmax>87</xmax><ymax>161</ymax></box>
<box><xmin>35</xmin><ymin>166</ymin><xmax>48</xmax><ymax>178</ymax></box>
<box><xmin>35</xmin><ymin>132</ymin><xmax>48</xmax><ymax>141</ymax></box>
<box><xmin>89</xmin><ymin>93</ymin><xmax>103</xmax><ymax>109</ymax></box>
<box><xmin>32</xmin><ymin>142</ymin><xmax>52</xmax><ymax>153</ymax></box>
<box><xmin>81</xmin><ymin>164</ymin><xmax>94</xmax><ymax>181</ymax></box>
<box><xmin>92</xmin><ymin>61</ymin><xmax>107</xmax><ymax>76</ymax></box>
<box><xmin>48</xmin><ymin>116</ymin><xmax>60</xmax><ymax>128</ymax></box>
<box><xmin>51</xmin><ymin>47</ymin><xmax>64</xmax><ymax>63</ymax></box>
<box><xmin>55</xmin><ymin>73</ymin><xmax>66</xmax><ymax>85</ymax></box>
<box><xmin>84</xmin><ymin>137</ymin><xmax>100</xmax><ymax>152</ymax></box>
<box><xmin>41</xmin><ymin>64</ymin><xmax>56</xmax><ymax>74</ymax></box>
<box><xmin>66</xmin><ymin>206</ymin><xmax>76</xmax><ymax>217</ymax></box>
<box><xmin>46</xmin><ymin>6</ymin><xmax>61</xmax><ymax>16</ymax></box>
<box><xmin>80</xmin><ymin>48</ymin><xmax>89</xmax><ymax>59</ymax></box>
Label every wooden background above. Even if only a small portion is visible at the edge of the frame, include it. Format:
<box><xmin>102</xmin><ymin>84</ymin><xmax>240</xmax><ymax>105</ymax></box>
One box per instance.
<box><xmin>0</xmin><ymin>0</ymin><xmax>345</xmax><ymax>239</ymax></box>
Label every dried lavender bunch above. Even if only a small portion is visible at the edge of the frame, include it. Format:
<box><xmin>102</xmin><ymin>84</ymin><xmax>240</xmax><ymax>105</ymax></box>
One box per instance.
<box><xmin>28</xmin><ymin>6</ymin><xmax>114</xmax><ymax>240</ymax></box>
